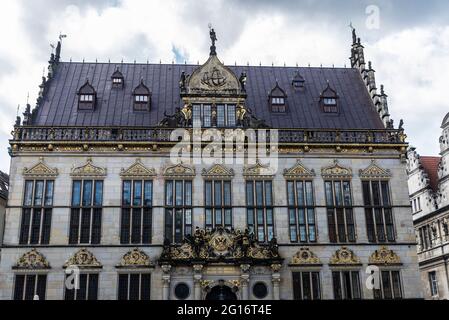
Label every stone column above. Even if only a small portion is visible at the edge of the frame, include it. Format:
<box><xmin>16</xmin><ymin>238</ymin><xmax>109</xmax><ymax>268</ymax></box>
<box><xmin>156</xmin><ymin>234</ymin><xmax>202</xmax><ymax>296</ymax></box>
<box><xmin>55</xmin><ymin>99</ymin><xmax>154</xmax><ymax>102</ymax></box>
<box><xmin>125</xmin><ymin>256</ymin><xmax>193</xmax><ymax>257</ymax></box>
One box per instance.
<box><xmin>271</xmin><ymin>264</ymin><xmax>282</xmax><ymax>300</ymax></box>
<box><xmin>240</xmin><ymin>264</ymin><xmax>251</xmax><ymax>300</ymax></box>
<box><xmin>161</xmin><ymin>265</ymin><xmax>172</xmax><ymax>300</ymax></box>
<box><xmin>193</xmin><ymin>264</ymin><xmax>204</xmax><ymax>300</ymax></box>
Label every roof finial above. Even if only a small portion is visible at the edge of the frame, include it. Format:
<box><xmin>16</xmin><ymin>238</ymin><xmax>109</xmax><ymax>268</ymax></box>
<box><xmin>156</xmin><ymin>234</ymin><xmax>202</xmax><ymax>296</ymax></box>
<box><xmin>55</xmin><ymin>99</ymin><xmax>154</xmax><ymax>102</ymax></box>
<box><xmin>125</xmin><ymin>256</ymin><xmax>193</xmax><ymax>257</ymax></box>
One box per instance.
<box><xmin>349</xmin><ymin>22</ymin><xmax>356</xmax><ymax>44</ymax></box>
<box><xmin>208</xmin><ymin>23</ymin><xmax>217</xmax><ymax>56</ymax></box>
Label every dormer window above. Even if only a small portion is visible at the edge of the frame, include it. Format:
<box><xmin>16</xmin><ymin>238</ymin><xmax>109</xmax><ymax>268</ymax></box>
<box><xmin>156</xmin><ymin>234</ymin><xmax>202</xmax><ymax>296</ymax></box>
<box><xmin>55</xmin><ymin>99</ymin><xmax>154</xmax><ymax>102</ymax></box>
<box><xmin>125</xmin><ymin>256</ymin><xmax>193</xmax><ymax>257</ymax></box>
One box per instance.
<box><xmin>320</xmin><ymin>81</ymin><xmax>339</xmax><ymax>113</ymax></box>
<box><xmin>112</xmin><ymin>68</ymin><xmax>124</xmax><ymax>88</ymax></box>
<box><xmin>132</xmin><ymin>79</ymin><xmax>151</xmax><ymax>111</ymax></box>
<box><xmin>269</xmin><ymin>82</ymin><xmax>287</xmax><ymax>113</ymax></box>
<box><xmin>292</xmin><ymin>70</ymin><xmax>305</xmax><ymax>88</ymax></box>
<box><xmin>77</xmin><ymin>79</ymin><xmax>96</xmax><ymax>111</ymax></box>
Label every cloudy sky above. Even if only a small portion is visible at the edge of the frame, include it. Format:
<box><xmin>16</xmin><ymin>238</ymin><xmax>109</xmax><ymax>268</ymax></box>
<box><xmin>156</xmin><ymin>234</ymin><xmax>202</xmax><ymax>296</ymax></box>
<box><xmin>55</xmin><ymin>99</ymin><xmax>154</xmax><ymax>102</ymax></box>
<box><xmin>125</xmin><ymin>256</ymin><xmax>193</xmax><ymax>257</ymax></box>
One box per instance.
<box><xmin>0</xmin><ymin>0</ymin><xmax>448</xmax><ymax>173</ymax></box>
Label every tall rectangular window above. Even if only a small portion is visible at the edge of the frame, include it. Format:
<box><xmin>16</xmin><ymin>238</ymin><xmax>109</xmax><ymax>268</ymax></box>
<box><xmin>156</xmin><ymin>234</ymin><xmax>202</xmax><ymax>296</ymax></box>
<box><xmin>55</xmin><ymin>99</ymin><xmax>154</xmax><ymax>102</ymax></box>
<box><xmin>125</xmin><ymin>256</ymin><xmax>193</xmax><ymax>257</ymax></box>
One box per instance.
<box><xmin>332</xmin><ymin>271</ymin><xmax>361</xmax><ymax>300</ymax></box>
<box><xmin>246</xmin><ymin>180</ymin><xmax>274</xmax><ymax>242</ymax></box>
<box><xmin>121</xmin><ymin>180</ymin><xmax>153</xmax><ymax>244</ymax></box>
<box><xmin>117</xmin><ymin>273</ymin><xmax>151</xmax><ymax>300</ymax></box>
<box><xmin>373</xmin><ymin>270</ymin><xmax>402</xmax><ymax>300</ymax></box>
<box><xmin>205</xmin><ymin>180</ymin><xmax>232</xmax><ymax>229</ymax></box>
<box><xmin>20</xmin><ymin>180</ymin><xmax>54</xmax><ymax>245</ymax></box>
<box><xmin>69</xmin><ymin>180</ymin><xmax>103</xmax><ymax>245</ymax></box>
<box><xmin>64</xmin><ymin>273</ymin><xmax>99</xmax><ymax>300</ymax></box>
<box><xmin>362</xmin><ymin>181</ymin><xmax>395</xmax><ymax>243</ymax></box>
<box><xmin>165</xmin><ymin>180</ymin><xmax>192</xmax><ymax>243</ymax></box>
<box><xmin>287</xmin><ymin>181</ymin><xmax>316</xmax><ymax>243</ymax></box>
<box><xmin>192</xmin><ymin>104</ymin><xmax>236</xmax><ymax>127</ymax></box>
<box><xmin>429</xmin><ymin>271</ymin><xmax>439</xmax><ymax>297</ymax></box>
<box><xmin>325</xmin><ymin>181</ymin><xmax>355</xmax><ymax>243</ymax></box>
<box><xmin>292</xmin><ymin>272</ymin><xmax>321</xmax><ymax>300</ymax></box>
<box><xmin>14</xmin><ymin>274</ymin><xmax>47</xmax><ymax>300</ymax></box>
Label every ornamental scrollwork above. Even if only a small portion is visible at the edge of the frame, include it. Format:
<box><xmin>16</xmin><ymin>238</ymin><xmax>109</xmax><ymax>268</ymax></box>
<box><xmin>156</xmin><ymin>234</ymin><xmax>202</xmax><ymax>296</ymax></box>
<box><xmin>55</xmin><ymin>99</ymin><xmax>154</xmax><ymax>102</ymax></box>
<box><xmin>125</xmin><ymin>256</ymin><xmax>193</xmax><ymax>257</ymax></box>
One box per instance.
<box><xmin>162</xmin><ymin>162</ymin><xmax>196</xmax><ymax>178</ymax></box>
<box><xmin>117</xmin><ymin>248</ymin><xmax>153</xmax><ymax>268</ymax></box>
<box><xmin>243</xmin><ymin>160</ymin><xmax>276</xmax><ymax>179</ymax></box>
<box><xmin>283</xmin><ymin>160</ymin><xmax>315</xmax><ymax>179</ymax></box>
<box><xmin>359</xmin><ymin>160</ymin><xmax>392</xmax><ymax>179</ymax></box>
<box><xmin>159</xmin><ymin>227</ymin><xmax>282</xmax><ymax>265</ymax></box>
<box><xmin>369</xmin><ymin>246</ymin><xmax>401</xmax><ymax>265</ymax></box>
<box><xmin>13</xmin><ymin>249</ymin><xmax>51</xmax><ymax>270</ymax></box>
<box><xmin>290</xmin><ymin>248</ymin><xmax>321</xmax><ymax>265</ymax></box>
<box><xmin>321</xmin><ymin>160</ymin><xmax>352</xmax><ymax>179</ymax></box>
<box><xmin>120</xmin><ymin>158</ymin><xmax>156</xmax><ymax>178</ymax></box>
<box><xmin>23</xmin><ymin>157</ymin><xmax>58</xmax><ymax>178</ymax></box>
<box><xmin>329</xmin><ymin>247</ymin><xmax>361</xmax><ymax>265</ymax></box>
<box><xmin>70</xmin><ymin>158</ymin><xmax>106</xmax><ymax>178</ymax></box>
<box><xmin>63</xmin><ymin>248</ymin><xmax>102</xmax><ymax>269</ymax></box>
<box><xmin>202</xmin><ymin>164</ymin><xmax>234</xmax><ymax>179</ymax></box>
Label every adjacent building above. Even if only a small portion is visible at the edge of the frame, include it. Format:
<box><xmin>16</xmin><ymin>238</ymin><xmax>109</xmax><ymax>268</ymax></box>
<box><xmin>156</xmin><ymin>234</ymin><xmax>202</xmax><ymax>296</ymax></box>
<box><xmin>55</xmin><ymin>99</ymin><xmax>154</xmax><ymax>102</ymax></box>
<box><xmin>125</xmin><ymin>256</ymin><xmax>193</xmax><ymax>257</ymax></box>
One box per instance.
<box><xmin>0</xmin><ymin>29</ymin><xmax>422</xmax><ymax>300</ymax></box>
<box><xmin>0</xmin><ymin>171</ymin><xmax>9</xmax><ymax>245</ymax></box>
<box><xmin>408</xmin><ymin>113</ymin><xmax>449</xmax><ymax>299</ymax></box>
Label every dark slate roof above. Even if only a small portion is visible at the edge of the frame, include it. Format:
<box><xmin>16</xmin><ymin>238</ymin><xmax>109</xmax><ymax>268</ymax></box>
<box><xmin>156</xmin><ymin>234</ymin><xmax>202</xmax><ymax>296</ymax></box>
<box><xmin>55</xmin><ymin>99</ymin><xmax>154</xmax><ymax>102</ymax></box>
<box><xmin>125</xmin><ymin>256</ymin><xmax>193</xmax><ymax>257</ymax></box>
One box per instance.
<box><xmin>32</xmin><ymin>62</ymin><xmax>385</xmax><ymax>129</ymax></box>
<box><xmin>0</xmin><ymin>171</ymin><xmax>9</xmax><ymax>200</ymax></box>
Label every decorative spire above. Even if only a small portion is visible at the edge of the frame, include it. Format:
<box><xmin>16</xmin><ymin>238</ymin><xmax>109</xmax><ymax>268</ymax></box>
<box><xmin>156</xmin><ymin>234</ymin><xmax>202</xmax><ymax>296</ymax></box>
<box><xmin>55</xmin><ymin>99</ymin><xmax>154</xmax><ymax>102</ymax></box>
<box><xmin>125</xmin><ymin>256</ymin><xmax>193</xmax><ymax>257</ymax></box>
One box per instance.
<box><xmin>209</xmin><ymin>24</ymin><xmax>217</xmax><ymax>56</ymax></box>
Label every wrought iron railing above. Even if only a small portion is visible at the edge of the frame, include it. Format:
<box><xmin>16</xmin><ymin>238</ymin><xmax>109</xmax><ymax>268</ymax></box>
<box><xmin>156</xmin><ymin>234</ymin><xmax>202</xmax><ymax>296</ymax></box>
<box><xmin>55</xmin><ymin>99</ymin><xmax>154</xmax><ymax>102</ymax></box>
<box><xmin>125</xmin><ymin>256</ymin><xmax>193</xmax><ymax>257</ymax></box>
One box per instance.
<box><xmin>11</xmin><ymin>126</ymin><xmax>406</xmax><ymax>145</ymax></box>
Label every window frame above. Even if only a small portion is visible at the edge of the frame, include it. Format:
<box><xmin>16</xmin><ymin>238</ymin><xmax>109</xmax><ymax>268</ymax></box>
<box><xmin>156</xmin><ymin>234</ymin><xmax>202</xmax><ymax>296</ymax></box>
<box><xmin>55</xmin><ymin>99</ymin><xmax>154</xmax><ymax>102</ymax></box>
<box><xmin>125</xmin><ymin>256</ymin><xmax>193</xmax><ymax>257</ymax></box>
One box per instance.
<box><xmin>69</xmin><ymin>179</ymin><xmax>104</xmax><ymax>245</ymax></box>
<box><xmin>120</xmin><ymin>180</ymin><xmax>153</xmax><ymax>244</ymax></box>
<box><xmin>20</xmin><ymin>179</ymin><xmax>54</xmax><ymax>245</ymax></box>
<box><xmin>287</xmin><ymin>180</ymin><xmax>317</xmax><ymax>243</ymax></box>
<box><xmin>429</xmin><ymin>271</ymin><xmax>439</xmax><ymax>297</ymax></box>
<box><xmin>117</xmin><ymin>273</ymin><xmax>151</xmax><ymax>300</ymax></box>
<box><xmin>292</xmin><ymin>271</ymin><xmax>321</xmax><ymax>300</ymax></box>
<box><xmin>204</xmin><ymin>179</ymin><xmax>233</xmax><ymax>230</ymax></box>
<box><xmin>373</xmin><ymin>270</ymin><xmax>403</xmax><ymax>300</ymax></box>
<box><xmin>64</xmin><ymin>272</ymin><xmax>99</xmax><ymax>300</ymax></box>
<box><xmin>331</xmin><ymin>270</ymin><xmax>362</xmax><ymax>300</ymax></box>
<box><xmin>362</xmin><ymin>180</ymin><xmax>396</xmax><ymax>243</ymax></box>
<box><xmin>13</xmin><ymin>274</ymin><xmax>47</xmax><ymax>300</ymax></box>
<box><xmin>325</xmin><ymin>180</ymin><xmax>356</xmax><ymax>243</ymax></box>
<box><xmin>246</xmin><ymin>180</ymin><xmax>275</xmax><ymax>243</ymax></box>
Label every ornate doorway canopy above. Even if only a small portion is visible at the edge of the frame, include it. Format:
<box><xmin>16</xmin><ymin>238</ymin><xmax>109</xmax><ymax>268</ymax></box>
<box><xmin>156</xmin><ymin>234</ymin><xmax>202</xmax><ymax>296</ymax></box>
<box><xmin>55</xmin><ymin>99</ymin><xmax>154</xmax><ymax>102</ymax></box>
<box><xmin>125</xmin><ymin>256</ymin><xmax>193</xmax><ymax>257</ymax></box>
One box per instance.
<box><xmin>159</xmin><ymin>227</ymin><xmax>283</xmax><ymax>266</ymax></box>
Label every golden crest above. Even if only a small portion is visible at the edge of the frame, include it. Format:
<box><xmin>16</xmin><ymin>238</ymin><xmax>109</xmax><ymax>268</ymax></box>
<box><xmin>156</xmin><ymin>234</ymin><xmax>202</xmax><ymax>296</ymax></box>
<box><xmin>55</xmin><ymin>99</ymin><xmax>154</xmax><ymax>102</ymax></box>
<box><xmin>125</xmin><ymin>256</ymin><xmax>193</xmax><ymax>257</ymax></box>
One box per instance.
<box><xmin>202</xmin><ymin>164</ymin><xmax>234</xmax><ymax>179</ymax></box>
<box><xmin>321</xmin><ymin>160</ymin><xmax>352</xmax><ymax>179</ymax></box>
<box><xmin>210</xmin><ymin>234</ymin><xmax>231</xmax><ymax>252</ymax></box>
<box><xmin>369</xmin><ymin>246</ymin><xmax>401</xmax><ymax>265</ymax></box>
<box><xmin>118</xmin><ymin>248</ymin><xmax>152</xmax><ymax>268</ymax></box>
<box><xmin>359</xmin><ymin>160</ymin><xmax>392</xmax><ymax>179</ymax></box>
<box><xmin>14</xmin><ymin>249</ymin><xmax>50</xmax><ymax>270</ymax></box>
<box><xmin>243</xmin><ymin>160</ymin><xmax>276</xmax><ymax>178</ymax></box>
<box><xmin>63</xmin><ymin>248</ymin><xmax>102</xmax><ymax>269</ymax></box>
<box><xmin>71</xmin><ymin>158</ymin><xmax>107</xmax><ymax>177</ymax></box>
<box><xmin>329</xmin><ymin>247</ymin><xmax>361</xmax><ymax>265</ymax></box>
<box><xmin>162</xmin><ymin>162</ymin><xmax>196</xmax><ymax>178</ymax></box>
<box><xmin>120</xmin><ymin>159</ymin><xmax>156</xmax><ymax>178</ymax></box>
<box><xmin>291</xmin><ymin>248</ymin><xmax>321</xmax><ymax>265</ymax></box>
<box><xmin>283</xmin><ymin>160</ymin><xmax>315</xmax><ymax>179</ymax></box>
<box><xmin>23</xmin><ymin>157</ymin><xmax>58</xmax><ymax>178</ymax></box>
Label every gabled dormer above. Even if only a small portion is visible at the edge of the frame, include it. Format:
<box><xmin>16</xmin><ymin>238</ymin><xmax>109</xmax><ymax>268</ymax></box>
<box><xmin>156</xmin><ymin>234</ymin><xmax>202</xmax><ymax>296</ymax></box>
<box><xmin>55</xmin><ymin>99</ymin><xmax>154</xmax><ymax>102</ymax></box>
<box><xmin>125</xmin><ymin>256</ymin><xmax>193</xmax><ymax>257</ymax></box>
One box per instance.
<box><xmin>291</xmin><ymin>70</ymin><xmax>305</xmax><ymax>89</ymax></box>
<box><xmin>77</xmin><ymin>79</ymin><xmax>96</xmax><ymax>111</ymax></box>
<box><xmin>112</xmin><ymin>67</ymin><xmax>124</xmax><ymax>88</ymax></box>
<box><xmin>132</xmin><ymin>79</ymin><xmax>151</xmax><ymax>111</ymax></box>
<box><xmin>269</xmin><ymin>81</ymin><xmax>287</xmax><ymax>113</ymax></box>
<box><xmin>320</xmin><ymin>81</ymin><xmax>339</xmax><ymax>113</ymax></box>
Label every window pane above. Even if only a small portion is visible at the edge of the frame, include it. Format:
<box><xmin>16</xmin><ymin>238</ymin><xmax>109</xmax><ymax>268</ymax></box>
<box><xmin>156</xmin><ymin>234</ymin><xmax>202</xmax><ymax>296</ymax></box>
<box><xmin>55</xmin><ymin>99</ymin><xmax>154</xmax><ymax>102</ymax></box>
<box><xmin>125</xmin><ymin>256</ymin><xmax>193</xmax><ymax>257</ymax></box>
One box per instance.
<box><xmin>94</xmin><ymin>181</ymin><xmax>103</xmax><ymax>206</ymax></box>
<box><xmin>351</xmin><ymin>272</ymin><xmax>361</xmax><ymax>299</ymax></box>
<box><xmin>30</xmin><ymin>209</ymin><xmax>41</xmax><ymax>244</ymax></box>
<box><xmin>362</xmin><ymin>181</ymin><xmax>371</xmax><ymax>206</ymax></box>
<box><xmin>192</xmin><ymin>105</ymin><xmax>201</xmax><ymax>127</ymax></box>
<box><xmin>129</xmin><ymin>274</ymin><xmax>140</xmax><ymax>300</ymax></box>
<box><xmin>175</xmin><ymin>181</ymin><xmax>183</xmax><ymax>206</ymax></box>
<box><xmin>217</xmin><ymin>104</ymin><xmax>225</xmax><ymax>127</ymax></box>
<box><xmin>131</xmin><ymin>208</ymin><xmax>142</xmax><ymax>244</ymax></box>
<box><xmin>327</xmin><ymin>209</ymin><xmax>337</xmax><ymax>243</ymax></box>
<box><xmin>302</xmin><ymin>273</ymin><xmax>311</xmax><ymax>300</ymax></box>
<box><xmin>255</xmin><ymin>181</ymin><xmax>263</xmax><ymax>206</ymax></box>
<box><xmin>382</xmin><ymin>271</ymin><xmax>393</xmax><ymax>299</ymax></box>
<box><xmin>82</xmin><ymin>181</ymin><xmax>93</xmax><ymax>207</ymax></box>
<box><xmin>372</xmin><ymin>182</ymin><xmax>381</xmax><ymax>206</ymax></box>
<box><xmin>224</xmin><ymin>181</ymin><xmax>231</xmax><ymax>206</ymax></box>
<box><xmin>205</xmin><ymin>209</ymin><xmax>213</xmax><ymax>226</ymax></box>
<box><xmin>174</xmin><ymin>210</ymin><xmax>183</xmax><ymax>243</ymax></box>
<box><xmin>265</xmin><ymin>181</ymin><xmax>273</xmax><ymax>206</ymax></box>
<box><xmin>141</xmin><ymin>274</ymin><xmax>151</xmax><ymax>300</ymax></box>
<box><xmin>224</xmin><ymin>209</ymin><xmax>232</xmax><ymax>226</ymax></box>
<box><xmin>392</xmin><ymin>271</ymin><xmax>402</xmax><ymax>299</ymax></box>
<box><xmin>305</xmin><ymin>182</ymin><xmax>314</xmax><ymax>205</ymax></box>
<box><xmin>133</xmin><ymin>181</ymin><xmax>142</xmax><ymax>206</ymax></box>
<box><xmin>80</xmin><ymin>208</ymin><xmax>91</xmax><ymax>243</ymax></box>
<box><xmin>142</xmin><ymin>208</ymin><xmax>152</xmax><ymax>243</ymax></box>
<box><xmin>343</xmin><ymin>182</ymin><xmax>352</xmax><ymax>206</ymax></box>
<box><xmin>205</xmin><ymin>181</ymin><xmax>212</xmax><ymax>206</ymax></box>
<box><xmin>325</xmin><ymin>182</ymin><xmax>334</xmax><ymax>206</ymax></box>
<box><xmin>296</xmin><ymin>181</ymin><xmax>305</xmax><ymax>206</ymax></box>
<box><xmin>214</xmin><ymin>181</ymin><xmax>222</xmax><ymax>206</ymax></box>
<box><xmin>165</xmin><ymin>209</ymin><xmax>173</xmax><ymax>243</ymax></box>
<box><xmin>19</xmin><ymin>209</ymin><xmax>31</xmax><ymax>244</ymax></box>
<box><xmin>118</xmin><ymin>274</ymin><xmax>129</xmax><ymax>300</ymax></box>
<box><xmin>144</xmin><ymin>181</ymin><xmax>153</xmax><ymax>206</ymax></box>
<box><xmin>334</xmin><ymin>182</ymin><xmax>342</xmax><ymax>206</ymax></box>
<box><xmin>34</xmin><ymin>181</ymin><xmax>44</xmax><ymax>206</ymax></box>
<box><xmin>24</xmin><ymin>181</ymin><xmax>34</xmax><ymax>206</ymax></box>
<box><xmin>287</xmin><ymin>182</ymin><xmax>295</xmax><ymax>206</ymax></box>
<box><xmin>14</xmin><ymin>275</ymin><xmax>25</xmax><ymax>300</ymax></box>
<box><xmin>72</xmin><ymin>181</ymin><xmax>82</xmax><ymax>206</ymax></box>
<box><xmin>215</xmin><ymin>209</ymin><xmax>222</xmax><ymax>225</ymax></box>
<box><xmin>292</xmin><ymin>273</ymin><xmax>302</xmax><ymax>300</ymax></box>
<box><xmin>121</xmin><ymin>208</ymin><xmax>131</xmax><ymax>244</ymax></box>
<box><xmin>227</xmin><ymin>105</ymin><xmax>236</xmax><ymax>126</ymax></box>
<box><xmin>332</xmin><ymin>272</ymin><xmax>342</xmax><ymax>300</ymax></box>
<box><xmin>246</xmin><ymin>181</ymin><xmax>254</xmax><ymax>206</ymax></box>
<box><xmin>312</xmin><ymin>273</ymin><xmax>321</xmax><ymax>300</ymax></box>
<box><xmin>88</xmin><ymin>274</ymin><xmax>99</xmax><ymax>300</ymax></box>
<box><xmin>203</xmin><ymin>105</ymin><xmax>211</xmax><ymax>127</ymax></box>
<box><xmin>41</xmin><ymin>209</ymin><xmax>52</xmax><ymax>244</ymax></box>
<box><xmin>24</xmin><ymin>275</ymin><xmax>36</xmax><ymax>300</ymax></box>
<box><xmin>381</xmin><ymin>182</ymin><xmax>391</xmax><ymax>206</ymax></box>
<box><xmin>165</xmin><ymin>181</ymin><xmax>173</xmax><ymax>206</ymax></box>
<box><xmin>69</xmin><ymin>209</ymin><xmax>80</xmax><ymax>244</ymax></box>
<box><xmin>44</xmin><ymin>181</ymin><xmax>54</xmax><ymax>206</ymax></box>
<box><xmin>185</xmin><ymin>181</ymin><xmax>192</xmax><ymax>206</ymax></box>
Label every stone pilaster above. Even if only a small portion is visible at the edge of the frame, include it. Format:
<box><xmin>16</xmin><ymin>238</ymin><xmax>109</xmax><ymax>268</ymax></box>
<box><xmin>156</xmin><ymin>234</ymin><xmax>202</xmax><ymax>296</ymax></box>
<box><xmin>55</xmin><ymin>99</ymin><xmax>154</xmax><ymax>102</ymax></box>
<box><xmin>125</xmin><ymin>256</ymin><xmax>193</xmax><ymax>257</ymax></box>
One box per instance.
<box><xmin>161</xmin><ymin>264</ymin><xmax>172</xmax><ymax>300</ymax></box>
<box><xmin>240</xmin><ymin>264</ymin><xmax>251</xmax><ymax>300</ymax></box>
<box><xmin>193</xmin><ymin>264</ymin><xmax>204</xmax><ymax>300</ymax></box>
<box><xmin>271</xmin><ymin>264</ymin><xmax>282</xmax><ymax>300</ymax></box>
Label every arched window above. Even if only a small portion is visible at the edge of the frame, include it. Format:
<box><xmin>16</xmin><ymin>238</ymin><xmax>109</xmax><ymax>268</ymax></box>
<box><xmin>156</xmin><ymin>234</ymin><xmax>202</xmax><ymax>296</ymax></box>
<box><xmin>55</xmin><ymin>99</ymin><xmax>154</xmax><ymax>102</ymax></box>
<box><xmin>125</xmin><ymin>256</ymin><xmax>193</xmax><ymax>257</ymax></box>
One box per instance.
<box><xmin>320</xmin><ymin>81</ymin><xmax>339</xmax><ymax>113</ymax></box>
<box><xmin>111</xmin><ymin>67</ymin><xmax>124</xmax><ymax>88</ymax></box>
<box><xmin>132</xmin><ymin>79</ymin><xmax>151</xmax><ymax>111</ymax></box>
<box><xmin>269</xmin><ymin>82</ymin><xmax>287</xmax><ymax>113</ymax></box>
<box><xmin>291</xmin><ymin>70</ymin><xmax>305</xmax><ymax>88</ymax></box>
<box><xmin>77</xmin><ymin>79</ymin><xmax>96</xmax><ymax>110</ymax></box>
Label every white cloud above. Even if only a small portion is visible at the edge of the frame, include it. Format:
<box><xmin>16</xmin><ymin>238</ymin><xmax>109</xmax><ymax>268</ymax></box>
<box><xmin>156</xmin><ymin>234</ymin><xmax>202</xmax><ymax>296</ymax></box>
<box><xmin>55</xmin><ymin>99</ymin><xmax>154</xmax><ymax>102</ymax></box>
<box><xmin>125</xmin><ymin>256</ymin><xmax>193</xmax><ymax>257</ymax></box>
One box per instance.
<box><xmin>0</xmin><ymin>0</ymin><xmax>448</xmax><ymax>173</ymax></box>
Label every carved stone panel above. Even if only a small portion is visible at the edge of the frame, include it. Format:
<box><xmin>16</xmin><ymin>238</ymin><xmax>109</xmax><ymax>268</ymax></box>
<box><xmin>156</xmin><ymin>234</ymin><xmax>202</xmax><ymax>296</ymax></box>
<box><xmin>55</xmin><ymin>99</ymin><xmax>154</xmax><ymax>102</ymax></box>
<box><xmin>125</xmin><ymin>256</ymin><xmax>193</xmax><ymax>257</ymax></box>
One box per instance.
<box><xmin>283</xmin><ymin>160</ymin><xmax>315</xmax><ymax>179</ymax></box>
<box><xmin>13</xmin><ymin>249</ymin><xmax>51</xmax><ymax>270</ymax></box>
<box><xmin>321</xmin><ymin>160</ymin><xmax>352</xmax><ymax>179</ymax></box>
<box><xmin>117</xmin><ymin>248</ymin><xmax>153</xmax><ymax>268</ymax></box>
<box><xmin>359</xmin><ymin>160</ymin><xmax>392</xmax><ymax>179</ymax></box>
<box><xmin>329</xmin><ymin>247</ymin><xmax>361</xmax><ymax>266</ymax></box>
<box><xmin>120</xmin><ymin>158</ymin><xmax>156</xmax><ymax>178</ymax></box>
<box><xmin>290</xmin><ymin>248</ymin><xmax>322</xmax><ymax>266</ymax></box>
<box><xmin>23</xmin><ymin>158</ymin><xmax>58</xmax><ymax>178</ymax></box>
<box><xmin>63</xmin><ymin>248</ymin><xmax>102</xmax><ymax>269</ymax></box>
<box><xmin>71</xmin><ymin>158</ymin><xmax>106</xmax><ymax>178</ymax></box>
<box><xmin>369</xmin><ymin>246</ymin><xmax>401</xmax><ymax>265</ymax></box>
